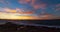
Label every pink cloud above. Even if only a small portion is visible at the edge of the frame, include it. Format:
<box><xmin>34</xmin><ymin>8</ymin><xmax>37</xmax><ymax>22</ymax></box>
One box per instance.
<box><xmin>16</xmin><ymin>8</ymin><xmax>33</xmax><ymax>14</ymax></box>
<box><xmin>3</xmin><ymin>8</ymin><xmax>12</xmax><ymax>12</ymax></box>
<box><xmin>0</xmin><ymin>7</ymin><xmax>60</xmax><ymax>19</ymax></box>
<box><xmin>18</xmin><ymin>0</ymin><xmax>37</xmax><ymax>5</ymax></box>
<box><xmin>32</xmin><ymin>3</ymin><xmax>47</xmax><ymax>10</ymax></box>
<box><xmin>0</xmin><ymin>7</ymin><xmax>16</xmax><ymax>13</ymax></box>
<box><xmin>18</xmin><ymin>0</ymin><xmax>31</xmax><ymax>4</ymax></box>
<box><xmin>0</xmin><ymin>7</ymin><xmax>33</xmax><ymax>14</ymax></box>
<box><xmin>31</xmin><ymin>0</ymin><xmax>36</xmax><ymax>5</ymax></box>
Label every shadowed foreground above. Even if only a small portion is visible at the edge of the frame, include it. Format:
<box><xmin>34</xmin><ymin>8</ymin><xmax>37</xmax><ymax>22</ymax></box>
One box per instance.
<box><xmin>0</xmin><ymin>22</ymin><xmax>60</xmax><ymax>32</ymax></box>
<box><xmin>0</xmin><ymin>19</ymin><xmax>60</xmax><ymax>32</ymax></box>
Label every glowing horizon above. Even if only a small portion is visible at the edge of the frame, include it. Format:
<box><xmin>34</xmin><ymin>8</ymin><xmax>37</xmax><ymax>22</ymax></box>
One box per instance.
<box><xmin>0</xmin><ymin>0</ymin><xmax>60</xmax><ymax>20</ymax></box>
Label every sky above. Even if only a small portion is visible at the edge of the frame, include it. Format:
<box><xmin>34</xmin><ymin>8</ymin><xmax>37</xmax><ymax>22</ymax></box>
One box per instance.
<box><xmin>0</xmin><ymin>0</ymin><xmax>60</xmax><ymax>25</ymax></box>
<box><xmin>0</xmin><ymin>0</ymin><xmax>60</xmax><ymax>16</ymax></box>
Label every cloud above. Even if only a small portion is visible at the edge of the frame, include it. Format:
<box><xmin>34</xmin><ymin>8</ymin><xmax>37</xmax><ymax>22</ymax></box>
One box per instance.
<box><xmin>0</xmin><ymin>0</ymin><xmax>10</xmax><ymax>5</ymax></box>
<box><xmin>18</xmin><ymin>0</ymin><xmax>47</xmax><ymax>10</ymax></box>
<box><xmin>32</xmin><ymin>3</ymin><xmax>47</xmax><ymax>10</ymax></box>
<box><xmin>56</xmin><ymin>4</ymin><xmax>60</xmax><ymax>7</ymax></box>
<box><xmin>52</xmin><ymin>4</ymin><xmax>60</xmax><ymax>11</ymax></box>
<box><xmin>0</xmin><ymin>0</ymin><xmax>4</xmax><ymax>3</ymax></box>
<box><xmin>55</xmin><ymin>8</ymin><xmax>60</xmax><ymax>11</ymax></box>
<box><xmin>0</xmin><ymin>7</ymin><xmax>33</xmax><ymax>14</ymax></box>
<box><xmin>18</xmin><ymin>0</ymin><xmax>36</xmax><ymax>5</ymax></box>
<box><xmin>55</xmin><ymin>4</ymin><xmax>60</xmax><ymax>11</ymax></box>
<box><xmin>0</xmin><ymin>7</ymin><xmax>60</xmax><ymax>19</ymax></box>
<box><xmin>31</xmin><ymin>0</ymin><xmax>36</xmax><ymax>5</ymax></box>
<box><xmin>16</xmin><ymin>8</ymin><xmax>33</xmax><ymax>14</ymax></box>
<box><xmin>18</xmin><ymin>0</ymin><xmax>31</xmax><ymax>4</ymax></box>
<box><xmin>0</xmin><ymin>7</ymin><xmax>16</xmax><ymax>13</ymax></box>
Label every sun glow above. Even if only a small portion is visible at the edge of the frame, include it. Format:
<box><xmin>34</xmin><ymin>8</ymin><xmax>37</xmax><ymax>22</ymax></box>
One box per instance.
<box><xmin>0</xmin><ymin>12</ymin><xmax>34</xmax><ymax>20</ymax></box>
<box><xmin>0</xmin><ymin>9</ymin><xmax>60</xmax><ymax>20</ymax></box>
<box><xmin>0</xmin><ymin>8</ymin><xmax>37</xmax><ymax>20</ymax></box>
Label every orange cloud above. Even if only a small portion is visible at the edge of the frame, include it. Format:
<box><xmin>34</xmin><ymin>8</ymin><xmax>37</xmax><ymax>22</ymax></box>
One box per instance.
<box><xmin>0</xmin><ymin>8</ymin><xmax>60</xmax><ymax>20</ymax></box>
<box><xmin>0</xmin><ymin>7</ymin><xmax>16</xmax><ymax>13</ymax></box>
<box><xmin>1</xmin><ymin>8</ymin><xmax>32</xmax><ymax>14</ymax></box>
<box><xmin>4</xmin><ymin>8</ymin><xmax>16</xmax><ymax>13</ymax></box>
<box><xmin>0</xmin><ymin>7</ymin><xmax>34</xmax><ymax>14</ymax></box>
<box><xmin>29</xmin><ymin>14</ymin><xmax>60</xmax><ymax>20</ymax></box>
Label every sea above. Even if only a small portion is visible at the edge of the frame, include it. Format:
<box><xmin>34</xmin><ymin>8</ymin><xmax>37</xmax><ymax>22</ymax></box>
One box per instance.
<box><xmin>0</xmin><ymin>19</ymin><xmax>60</xmax><ymax>28</ymax></box>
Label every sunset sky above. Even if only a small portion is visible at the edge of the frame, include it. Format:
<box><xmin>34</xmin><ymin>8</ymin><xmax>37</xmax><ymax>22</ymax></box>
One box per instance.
<box><xmin>0</xmin><ymin>0</ymin><xmax>60</xmax><ymax>26</ymax></box>
<box><xmin>0</xmin><ymin>0</ymin><xmax>60</xmax><ymax>16</ymax></box>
